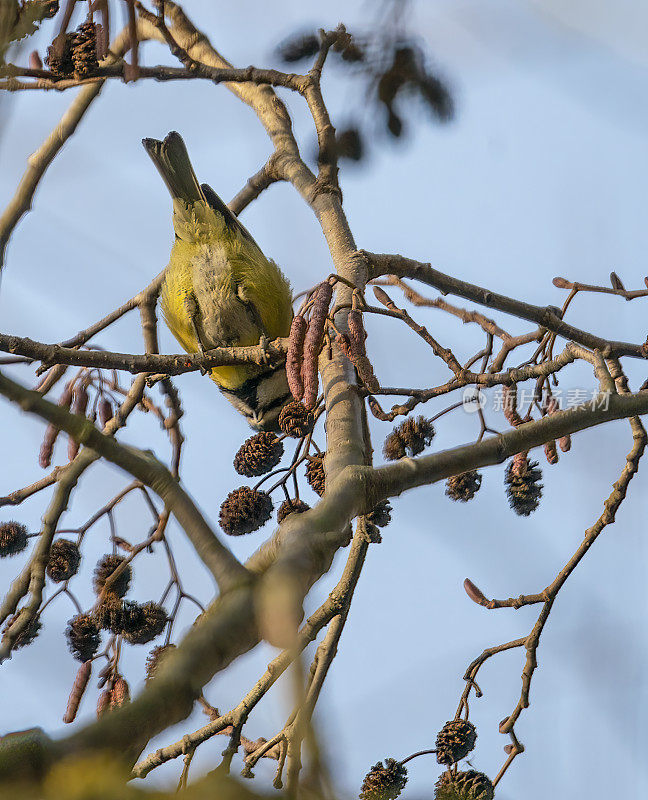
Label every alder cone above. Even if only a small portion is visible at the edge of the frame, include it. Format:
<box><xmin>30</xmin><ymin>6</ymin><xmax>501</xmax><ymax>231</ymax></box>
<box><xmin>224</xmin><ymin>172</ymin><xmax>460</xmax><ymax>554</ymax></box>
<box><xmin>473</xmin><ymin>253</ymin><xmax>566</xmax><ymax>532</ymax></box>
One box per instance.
<box><xmin>46</xmin><ymin>32</ymin><xmax>75</xmax><ymax>77</ymax></box>
<box><xmin>434</xmin><ymin>770</ymin><xmax>494</xmax><ymax>800</ymax></box>
<box><xmin>0</xmin><ymin>521</ymin><xmax>28</xmax><ymax>558</ymax></box>
<box><xmin>233</xmin><ymin>432</ymin><xmax>283</xmax><ymax>477</ymax></box>
<box><xmin>66</xmin><ymin>613</ymin><xmax>101</xmax><ymax>662</ymax></box>
<box><xmin>219</xmin><ymin>487</ymin><xmax>273</xmax><ymax>536</ymax></box>
<box><xmin>383</xmin><ymin>416</ymin><xmax>435</xmax><ymax>460</ymax></box>
<box><xmin>122</xmin><ymin>602</ymin><xmax>168</xmax><ymax>645</ymax></box>
<box><xmin>505</xmin><ymin>457</ymin><xmax>543</xmax><ymax>516</ymax></box>
<box><xmin>46</xmin><ymin>538</ymin><xmax>81</xmax><ymax>582</ymax></box>
<box><xmin>359</xmin><ymin>758</ymin><xmax>407</xmax><ymax>800</ymax></box>
<box><xmin>278</xmin><ymin>401</ymin><xmax>314</xmax><ymax>438</ymax></box>
<box><xmin>435</xmin><ymin>719</ymin><xmax>477</xmax><ymax>765</ymax></box>
<box><xmin>92</xmin><ymin>554</ymin><xmax>131</xmax><ymax>598</ymax></box>
<box><xmin>305</xmin><ymin>454</ymin><xmax>325</xmax><ymax>496</ymax></box>
<box><xmin>72</xmin><ymin>21</ymin><xmax>98</xmax><ymax>78</ymax></box>
<box><xmin>367</xmin><ymin>500</ymin><xmax>392</xmax><ymax>528</ymax></box>
<box><xmin>277</xmin><ymin>498</ymin><xmax>310</xmax><ymax>523</ymax></box>
<box><xmin>445</xmin><ymin>471</ymin><xmax>482</xmax><ymax>502</ymax></box>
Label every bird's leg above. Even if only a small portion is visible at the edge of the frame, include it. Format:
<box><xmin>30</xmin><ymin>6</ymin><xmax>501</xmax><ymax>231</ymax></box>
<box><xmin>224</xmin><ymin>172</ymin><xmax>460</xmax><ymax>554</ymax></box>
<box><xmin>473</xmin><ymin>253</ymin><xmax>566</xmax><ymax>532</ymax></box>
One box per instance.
<box><xmin>183</xmin><ymin>291</ymin><xmax>209</xmax><ymax>375</ymax></box>
<box><xmin>236</xmin><ymin>287</ymin><xmax>271</xmax><ymax>365</ymax></box>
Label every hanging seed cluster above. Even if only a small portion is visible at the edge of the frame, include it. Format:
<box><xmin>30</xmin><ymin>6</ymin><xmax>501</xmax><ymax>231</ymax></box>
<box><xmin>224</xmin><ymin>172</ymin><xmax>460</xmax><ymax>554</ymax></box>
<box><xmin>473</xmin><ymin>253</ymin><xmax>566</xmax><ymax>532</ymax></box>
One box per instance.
<box><xmin>305</xmin><ymin>453</ymin><xmax>326</xmax><ymax>496</ymax></box>
<box><xmin>45</xmin><ymin>20</ymin><xmax>100</xmax><ymax>79</ymax></box>
<box><xmin>383</xmin><ymin>416</ymin><xmax>435</xmax><ymax>460</ymax></box>
<box><xmin>93</xmin><ymin>554</ymin><xmax>131</xmax><ymax>598</ymax></box>
<box><xmin>65</xmin><ymin>613</ymin><xmax>101</xmax><ymax>662</ymax></box>
<box><xmin>0</xmin><ymin>521</ymin><xmax>28</xmax><ymax>558</ymax></box>
<box><xmin>505</xmin><ymin>454</ymin><xmax>543</xmax><ymax>516</ymax></box>
<box><xmin>435</xmin><ymin>719</ymin><xmax>477</xmax><ymax>765</ymax></box>
<box><xmin>277</xmin><ymin>498</ymin><xmax>310</xmax><ymax>524</ymax></box>
<box><xmin>46</xmin><ymin>538</ymin><xmax>81</xmax><ymax>582</ymax></box>
<box><xmin>219</xmin><ymin>486</ymin><xmax>273</xmax><ymax>536</ymax></box>
<box><xmin>234</xmin><ymin>432</ymin><xmax>283</xmax><ymax>477</ymax></box>
<box><xmin>367</xmin><ymin>500</ymin><xmax>392</xmax><ymax>528</ymax></box>
<box><xmin>359</xmin><ymin>758</ymin><xmax>408</xmax><ymax>800</ymax></box>
<box><xmin>434</xmin><ymin>770</ymin><xmax>494</xmax><ymax>800</ymax></box>
<box><xmin>278</xmin><ymin>400</ymin><xmax>314</xmax><ymax>439</ymax></box>
<box><xmin>446</xmin><ymin>471</ymin><xmax>482</xmax><ymax>503</ymax></box>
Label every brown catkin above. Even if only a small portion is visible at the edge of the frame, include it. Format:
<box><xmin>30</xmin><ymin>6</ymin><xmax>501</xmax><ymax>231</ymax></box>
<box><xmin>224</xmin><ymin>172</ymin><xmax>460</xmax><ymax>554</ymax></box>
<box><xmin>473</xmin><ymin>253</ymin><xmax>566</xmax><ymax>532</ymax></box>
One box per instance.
<box><xmin>39</xmin><ymin>382</ymin><xmax>73</xmax><ymax>468</ymax></box>
<box><xmin>97</xmin><ymin>689</ymin><xmax>111</xmax><ymax>718</ymax></box>
<box><xmin>558</xmin><ymin>433</ymin><xmax>572</xmax><ymax>452</ymax></box>
<box><xmin>341</xmin><ymin>312</ymin><xmax>380</xmax><ymax>392</ymax></box>
<box><xmin>372</xmin><ymin>285</ymin><xmax>395</xmax><ymax>309</ymax></box>
<box><xmin>302</xmin><ymin>282</ymin><xmax>333</xmax><ymax>408</ymax></box>
<box><xmin>286</xmin><ymin>315</ymin><xmax>307</xmax><ymax>401</ymax></box>
<box><xmin>544</xmin><ymin>439</ymin><xmax>558</xmax><ymax>465</ymax></box>
<box><xmin>502</xmin><ymin>385</ymin><xmax>524</xmax><ymax>427</ymax></box>
<box><xmin>62</xmin><ymin>660</ymin><xmax>92</xmax><ymax>724</ymax></box>
<box><xmin>111</xmin><ymin>676</ymin><xmax>130</xmax><ymax>708</ymax></box>
<box><xmin>98</xmin><ymin>398</ymin><xmax>113</xmax><ymax>428</ymax></box>
<box><xmin>68</xmin><ymin>383</ymin><xmax>89</xmax><ymax>460</ymax></box>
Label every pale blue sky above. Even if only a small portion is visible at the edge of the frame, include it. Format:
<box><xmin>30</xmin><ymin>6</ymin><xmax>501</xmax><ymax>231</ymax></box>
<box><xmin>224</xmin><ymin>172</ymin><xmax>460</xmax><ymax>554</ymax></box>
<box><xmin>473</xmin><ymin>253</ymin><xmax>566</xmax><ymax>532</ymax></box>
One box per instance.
<box><xmin>1</xmin><ymin>2</ymin><xmax>647</xmax><ymax>798</ymax></box>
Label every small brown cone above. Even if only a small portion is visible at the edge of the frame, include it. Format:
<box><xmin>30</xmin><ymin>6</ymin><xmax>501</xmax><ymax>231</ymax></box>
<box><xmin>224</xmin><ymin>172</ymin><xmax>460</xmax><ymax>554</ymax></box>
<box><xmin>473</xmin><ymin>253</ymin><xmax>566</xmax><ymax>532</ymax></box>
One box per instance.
<box><xmin>359</xmin><ymin>758</ymin><xmax>407</xmax><ymax>800</ymax></box>
<box><xmin>434</xmin><ymin>769</ymin><xmax>494</xmax><ymax>800</ymax></box>
<box><xmin>305</xmin><ymin>454</ymin><xmax>325</xmax><ymax>496</ymax></box>
<box><xmin>435</xmin><ymin>719</ymin><xmax>477</xmax><ymax>765</ymax></box>
<box><xmin>233</xmin><ymin>432</ymin><xmax>283</xmax><ymax>477</ymax></box>
<box><xmin>277</xmin><ymin>498</ymin><xmax>310</xmax><ymax>523</ymax></box>
<box><xmin>219</xmin><ymin>487</ymin><xmax>273</xmax><ymax>536</ymax></box>
<box><xmin>278</xmin><ymin>400</ymin><xmax>314</xmax><ymax>438</ymax></box>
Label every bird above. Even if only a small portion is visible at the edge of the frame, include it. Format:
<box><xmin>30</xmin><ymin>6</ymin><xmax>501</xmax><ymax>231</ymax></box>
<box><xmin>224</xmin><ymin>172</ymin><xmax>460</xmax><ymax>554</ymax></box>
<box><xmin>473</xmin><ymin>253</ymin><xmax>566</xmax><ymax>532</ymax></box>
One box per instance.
<box><xmin>142</xmin><ymin>131</ymin><xmax>294</xmax><ymax>430</ymax></box>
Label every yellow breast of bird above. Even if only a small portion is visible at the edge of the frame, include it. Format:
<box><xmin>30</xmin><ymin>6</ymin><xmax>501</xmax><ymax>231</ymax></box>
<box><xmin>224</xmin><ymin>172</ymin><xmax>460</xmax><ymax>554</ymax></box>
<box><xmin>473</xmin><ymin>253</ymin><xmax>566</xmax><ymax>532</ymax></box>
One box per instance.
<box><xmin>160</xmin><ymin>234</ymin><xmax>292</xmax><ymax>390</ymax></box>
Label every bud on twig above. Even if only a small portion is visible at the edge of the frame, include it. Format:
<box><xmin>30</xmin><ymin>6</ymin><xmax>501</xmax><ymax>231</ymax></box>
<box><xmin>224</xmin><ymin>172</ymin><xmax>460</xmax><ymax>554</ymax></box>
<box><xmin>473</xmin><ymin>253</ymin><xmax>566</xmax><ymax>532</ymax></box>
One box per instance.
<box><xmin>39</xmin><ymin>382</ymin><xmax>73</xmax><ymax>468</ymax></box>
<box><xmin>552</xmin><ymin>277</ymin><xmax>572</xmax><ymax>289</ymax></box>
<box><xmin>286</xmin><ymin>315</ymin><xmax>307</xmax><ymax>402</ymax></box>
<box><xmin>97</xmin><ymin>689</ymin><xmax>111</xmax><ymax>717</ymax></box>
<box><xmin>110</xmin><ymin>676</ymin><xmax>130</xmax><ymax>708</ymax></box>
<box><xmin>373</xmin><ymin>285</ymin><xmax>395</xmax><ymax>309</ymax></box>
<box><xmin>302</xmin><ymin>282</ymin><xmax>332</xmax><ymax>409</ymax></box>
<box><xmin>463</xmin><ymin>578</ymin><xmax>488</xmax><ymax>606</ymax></box>
<box><xmin>63</xmin><ymin>660</ymin><xmax>92</xmax><ymax>724</ymax></box>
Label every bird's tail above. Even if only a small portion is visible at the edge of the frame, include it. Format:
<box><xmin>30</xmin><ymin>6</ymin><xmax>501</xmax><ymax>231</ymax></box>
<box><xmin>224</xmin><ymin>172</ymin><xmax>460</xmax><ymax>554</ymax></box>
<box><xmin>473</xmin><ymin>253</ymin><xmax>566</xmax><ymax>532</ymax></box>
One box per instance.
<box><xmin>142</xmin><ymin>131</ymin><xmax>205</xmax><ymax>205</ymax></box>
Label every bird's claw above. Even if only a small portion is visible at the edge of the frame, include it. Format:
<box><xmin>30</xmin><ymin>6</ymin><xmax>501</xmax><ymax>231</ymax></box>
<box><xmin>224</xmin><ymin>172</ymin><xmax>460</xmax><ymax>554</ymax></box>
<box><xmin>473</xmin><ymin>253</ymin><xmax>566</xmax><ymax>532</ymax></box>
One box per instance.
<box><xmin>259</xmin><ymin>334</ymin><xmax>271</xmax><ymax>365</ymax></box>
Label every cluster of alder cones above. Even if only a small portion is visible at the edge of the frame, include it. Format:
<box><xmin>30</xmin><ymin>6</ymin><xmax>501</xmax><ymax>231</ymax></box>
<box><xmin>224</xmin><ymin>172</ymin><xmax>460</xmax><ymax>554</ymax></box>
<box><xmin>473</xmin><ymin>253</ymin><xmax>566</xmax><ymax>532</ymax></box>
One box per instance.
<box><xmin>360</xmin><ymin>719</ymin><xmax>494</xmax><ymax>800</ymax></box>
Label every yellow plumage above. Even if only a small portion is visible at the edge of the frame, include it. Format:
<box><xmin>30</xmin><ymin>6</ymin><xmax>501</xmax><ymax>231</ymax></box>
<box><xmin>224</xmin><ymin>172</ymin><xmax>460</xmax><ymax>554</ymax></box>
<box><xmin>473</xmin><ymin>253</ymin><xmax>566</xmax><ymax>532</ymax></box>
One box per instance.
<box><xmin>143</xmin><ymin>132</ymin><xmax>293</xmax><ymax>428</ymax></box>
